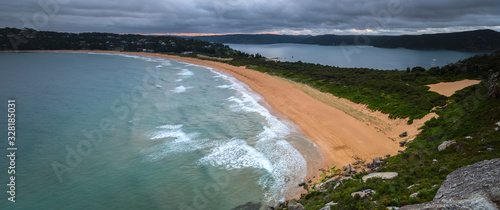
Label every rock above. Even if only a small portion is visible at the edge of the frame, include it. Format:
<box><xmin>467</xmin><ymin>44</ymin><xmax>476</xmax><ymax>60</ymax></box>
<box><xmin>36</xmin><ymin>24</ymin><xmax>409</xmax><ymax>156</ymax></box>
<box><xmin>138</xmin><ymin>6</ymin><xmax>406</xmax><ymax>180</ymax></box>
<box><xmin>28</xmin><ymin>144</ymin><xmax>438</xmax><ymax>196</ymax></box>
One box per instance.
<box><xmin>351</xmin><ymin>191</ymin><xmax>367</xmax><ymax>198</ymax></box>
<box><xmin>353</xmin><ymin>160</ymin><xmax>361</xmax><ymax>165</ymax></box>
<box><xmin>362</xmin><ymin>172</ymin><xmax>398</xmax><ymax>182</ymax></box>
<box><xmin>341</xmin><ymin>177</ymin><xmax>352</xmax><ymax>181</ymax></box>
<box><xmin>325</xmin><ymin>201</ymin><xmax>338</xmax><ymax>206</ymax></box>
<box><xmin>399</xmin><ymin>140</ymin><xmax>407</xmax><ymax>147</ymax></box>
<box><xmin>465</xmin><ymin>136</ymin><xmax>472</xmax><ymax>139</ymax></box>
<box><xmin>386</xmin><ymin>206</ymin><xmax>399</xmax><ymax>210</ymax></box>
<box><xmin>401</xmin><ymin>158</ymin><xmax>500</xmax><ymax>209</ymax></box>
<box><xmin>432</xmin><ymin>159</ymin><xmax>438</xmax><ymax>164</ymax></box>
<box><xmin>408</xmin><ymin>184</ymin><xmax>420</xmax><ymax>190</ymax></box>
<box><xmin>366</xmin><ymin>158</ymin><xmax>384</xmax><ymax>171</ymax></box>
<box><xmin>287</xmin><ymin>202</ymin><xmax>304</xmax><ymax>210</ymax></box>
<box><xmin>399</xmin><ymin>131</ymin><xmax>408</xmax><ymax>137</ymax></box>
<box><xmin>398</xmin><ymin>150</ymin><xmax>405</xmax><ymax>153</ymax></box>
<box><xmin>284</xmin><ymin>177</ymin><xmax>290</xmax><ymax>183</ymax></box>
<box><xmin>351</xmin><ymin>189</ymin><xmax>376</xmax><ymax>198</ymax></box>
<box><xmin>438</xmin><ymin>140</ymin><xmax>456</xmax><ymax>151</ymax></box>
<box><xmin>333</xmin><ymin>182</ymin><xmax>342</xmax><ymax>190</ymax></box>
<box><xmin>373</xmin><ymin>157</ymin><xmax>383</xmax><ymax>165</ymax></box>
<box><xmin>315</xmin><ymin>177</ymin><xmax>339</xmax><ymax>192</ymax></box>
<box><xmin>363</xmin><ymin>189</ymin><xmax>376</xmax><ymax>195</ymax></box>
<box><xmin>409</xmin><ymin>192</ymin><xmax>418</xmax><ymax>198</ymax></box>
<box><xmin>319</xmin><ymin>206</ymin><xmax>331</xmax><ymax>210</ymax></box>
<box><xmin>488</xmin><ymin>71</ymin><xmax>499</xmax><ymax>99</ymax></box>
<box><xmin>487</xmin><ymin>148</ymin><xmax>494</xmax><ymax>151</ymax></box>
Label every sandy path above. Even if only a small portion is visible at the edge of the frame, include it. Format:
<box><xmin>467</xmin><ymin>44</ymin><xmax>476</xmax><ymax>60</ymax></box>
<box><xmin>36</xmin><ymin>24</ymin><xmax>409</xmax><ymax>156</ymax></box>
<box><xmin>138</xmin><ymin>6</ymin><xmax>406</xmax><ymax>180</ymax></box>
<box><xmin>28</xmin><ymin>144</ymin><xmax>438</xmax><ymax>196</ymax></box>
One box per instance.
<box><xmin>427</xmin><ymin>79</ymin><xmax>481</xmax><ymax>97</ymax></box>
<box><xmin>14</xmin><ymin>50</ymin><xmax>424</xmax><ymax>173</ymax></box>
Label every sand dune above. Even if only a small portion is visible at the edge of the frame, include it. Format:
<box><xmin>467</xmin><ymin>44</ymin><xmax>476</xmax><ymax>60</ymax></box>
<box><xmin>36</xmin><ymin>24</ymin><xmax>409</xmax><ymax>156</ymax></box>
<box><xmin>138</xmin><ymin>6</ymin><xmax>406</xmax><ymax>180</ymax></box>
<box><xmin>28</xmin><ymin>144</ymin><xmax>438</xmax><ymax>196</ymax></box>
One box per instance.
<box><xmin>427</xmin><ymin>79</ymin><xmax>481</xmax><ymax>97</ymax></box>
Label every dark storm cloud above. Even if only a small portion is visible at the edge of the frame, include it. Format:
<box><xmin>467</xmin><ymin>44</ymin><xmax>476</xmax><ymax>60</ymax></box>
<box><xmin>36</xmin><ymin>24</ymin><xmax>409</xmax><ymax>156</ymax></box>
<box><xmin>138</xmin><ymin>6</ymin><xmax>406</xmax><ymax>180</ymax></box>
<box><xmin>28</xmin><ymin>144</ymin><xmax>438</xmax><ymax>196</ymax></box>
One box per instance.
<box><xmin>0</xmin><ymin>0</ymin><xmax>498</xmax><ymax>35</ymax></box>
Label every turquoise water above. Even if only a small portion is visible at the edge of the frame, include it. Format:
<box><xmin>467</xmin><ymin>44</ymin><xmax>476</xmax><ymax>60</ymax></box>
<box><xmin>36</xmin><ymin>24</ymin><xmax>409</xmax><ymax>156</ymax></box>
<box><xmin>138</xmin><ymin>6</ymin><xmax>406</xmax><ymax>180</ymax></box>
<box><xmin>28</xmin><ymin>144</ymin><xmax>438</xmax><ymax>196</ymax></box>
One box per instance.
<box><xmin>227</xmin><ymin>43</ymin><xmax>487</xmax><ymax>70</ymax></box>
<box><xmin>0</xmin><ymin>52</ymin><xmax>322</xmax><ymax>209</ymax></box>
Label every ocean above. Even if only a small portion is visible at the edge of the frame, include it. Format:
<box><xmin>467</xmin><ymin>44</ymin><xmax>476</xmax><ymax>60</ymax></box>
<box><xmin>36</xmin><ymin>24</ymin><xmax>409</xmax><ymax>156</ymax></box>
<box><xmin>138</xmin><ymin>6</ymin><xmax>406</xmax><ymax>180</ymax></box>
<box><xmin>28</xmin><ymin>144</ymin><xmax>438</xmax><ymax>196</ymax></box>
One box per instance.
<box><xmin>0</xmin><ymin>52</ymin><xmax>322</xmax><ymax>209</ymax></box>
<box><xmin>226</xmin><ymin>43</ymin><xmax>487</xmax><ymax>70</ymax></box>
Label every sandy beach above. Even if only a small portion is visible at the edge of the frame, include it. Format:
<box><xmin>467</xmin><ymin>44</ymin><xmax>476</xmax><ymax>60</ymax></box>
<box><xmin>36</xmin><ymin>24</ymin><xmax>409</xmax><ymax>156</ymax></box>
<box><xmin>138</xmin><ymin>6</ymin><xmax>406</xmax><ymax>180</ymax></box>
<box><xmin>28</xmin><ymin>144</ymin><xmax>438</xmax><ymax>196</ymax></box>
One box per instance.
<box><xmin>15</xmin><ymin>50</ymin><xmax>447</xmax><ymax>177</ymax></box>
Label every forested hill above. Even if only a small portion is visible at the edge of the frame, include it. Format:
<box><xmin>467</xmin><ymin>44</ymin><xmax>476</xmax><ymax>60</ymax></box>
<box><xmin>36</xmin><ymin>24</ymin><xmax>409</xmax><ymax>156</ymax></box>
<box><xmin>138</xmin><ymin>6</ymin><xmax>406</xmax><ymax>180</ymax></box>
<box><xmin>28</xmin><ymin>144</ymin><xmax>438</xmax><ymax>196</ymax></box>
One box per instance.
<box><xmin>192</xmin><ymin>29</ymin><xmax>500</xmax><ymax>52</ymax></box>
<box><xmin>190</xmin><ymin>34</ymin><xmax>311</xmax><ymax>44</ymax></box>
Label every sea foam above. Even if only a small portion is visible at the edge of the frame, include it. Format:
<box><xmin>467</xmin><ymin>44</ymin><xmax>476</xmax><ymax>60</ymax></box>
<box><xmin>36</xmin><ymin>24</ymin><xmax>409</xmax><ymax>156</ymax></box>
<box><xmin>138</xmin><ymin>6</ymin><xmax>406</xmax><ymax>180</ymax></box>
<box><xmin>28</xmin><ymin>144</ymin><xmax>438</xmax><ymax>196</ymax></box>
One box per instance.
<box><xmin>201</xmin><ymin>68</ymin><xmax>308</xmax><ymax>204</ymax></box>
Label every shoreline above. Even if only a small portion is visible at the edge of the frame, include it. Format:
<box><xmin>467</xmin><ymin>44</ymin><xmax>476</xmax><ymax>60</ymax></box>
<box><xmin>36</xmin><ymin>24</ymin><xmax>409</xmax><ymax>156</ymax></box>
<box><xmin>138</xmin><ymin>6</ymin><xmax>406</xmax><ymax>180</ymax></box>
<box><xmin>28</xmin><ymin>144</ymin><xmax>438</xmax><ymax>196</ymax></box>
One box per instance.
<box><xmin>11</xmin><ymin>50</ymin><xmax>420</xmax><ymax>182</ymax></box>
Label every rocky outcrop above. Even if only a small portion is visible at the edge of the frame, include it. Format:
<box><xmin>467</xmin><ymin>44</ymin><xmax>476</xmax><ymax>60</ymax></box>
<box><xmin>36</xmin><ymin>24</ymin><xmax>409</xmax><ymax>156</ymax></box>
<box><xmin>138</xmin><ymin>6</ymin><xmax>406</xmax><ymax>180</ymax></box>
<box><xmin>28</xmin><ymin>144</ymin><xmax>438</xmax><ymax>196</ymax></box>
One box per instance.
<box><xmin>287</xmin><ymin>202</ymin><xmax>304</xmax><ymax>210</ymax></box>
<box><xmin>488</xmin><ymin>71</ymin><xmax>499</xmax><ymax>99</ymax></box>
<box><xmin>362</xmin><ymin>172</ymin><xmax>398</xmax><ymax>182</ymax></box>
<box><xmin>401</xmin><ymin>158</ymin><xmax>500</xmax><ymax>210</ymax></box>
<box><xmin>438</xmin><ymin>140</ymin><xmax>456</xmax><ymax>151</ymax></box>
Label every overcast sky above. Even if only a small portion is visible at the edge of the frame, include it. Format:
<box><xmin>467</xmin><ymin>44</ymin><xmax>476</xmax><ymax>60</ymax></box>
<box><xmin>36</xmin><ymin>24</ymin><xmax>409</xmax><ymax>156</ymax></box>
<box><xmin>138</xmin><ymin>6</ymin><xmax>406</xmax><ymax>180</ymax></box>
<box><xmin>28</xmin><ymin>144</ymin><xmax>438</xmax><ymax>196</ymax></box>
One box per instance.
<box><xmin>1</xmin><ymin>0</ymin><xmax>499</xmax><ymax>35</ymax></box>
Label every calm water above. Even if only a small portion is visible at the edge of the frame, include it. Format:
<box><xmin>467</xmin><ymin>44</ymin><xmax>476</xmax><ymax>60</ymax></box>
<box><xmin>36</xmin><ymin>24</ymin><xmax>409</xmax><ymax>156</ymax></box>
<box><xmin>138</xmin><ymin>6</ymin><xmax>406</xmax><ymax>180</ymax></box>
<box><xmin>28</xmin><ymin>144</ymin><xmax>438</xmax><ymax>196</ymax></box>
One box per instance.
<box><xmin>227</xmin><ymin>43</ymin><xmax>487</xmax><ymax>70</ymax></box>
<box><xmin>0</xmin><ymin>52</ymin><xmax>322</xmax><ymax>209</ymax></box>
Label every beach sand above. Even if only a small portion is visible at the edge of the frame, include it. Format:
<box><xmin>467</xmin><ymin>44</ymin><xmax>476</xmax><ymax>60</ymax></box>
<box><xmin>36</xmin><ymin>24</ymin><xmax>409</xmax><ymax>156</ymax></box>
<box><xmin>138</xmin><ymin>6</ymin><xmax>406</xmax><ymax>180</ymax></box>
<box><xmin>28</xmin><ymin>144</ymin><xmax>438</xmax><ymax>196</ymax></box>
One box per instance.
<box><xmin>17</xmin><ymin>50</ymin><xmax>430</xmax><ymax>177</ymax></box>
<box><xmin>427</xmin><ymin>79</ymin><xmax>481</xmax><ymax>97</ymax></box>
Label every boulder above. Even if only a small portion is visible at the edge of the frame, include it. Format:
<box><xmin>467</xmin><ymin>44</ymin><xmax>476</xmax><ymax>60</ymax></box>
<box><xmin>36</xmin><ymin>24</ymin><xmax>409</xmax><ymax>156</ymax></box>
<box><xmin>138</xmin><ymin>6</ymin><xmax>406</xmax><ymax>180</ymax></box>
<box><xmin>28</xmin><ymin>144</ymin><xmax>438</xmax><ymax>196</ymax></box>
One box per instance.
<box><xmin>351</xmin><ymin>191</ymin><xmax>367</xmax><ymax>198</ymax></box>
<box><xmin>399</xmin><ymin>131</ymin><xmax>408</xmax><ymax>137</ymax></box>
<box><xmin>325</xmin><ymin>201</ymin><xmax>338</xmax><ymax>206</ymax></box>
<box><xmin>438</xmin><ymin>140</ymin><xmax>456</xmax><ymax>151</ymax></box>
<box><xmin>401</xmin><ymin>158</ymin><xmax>500</xmax><ymax>209</ymax></box>
<box><xmin>366</xmin><ymin>157</ymin><xmax>384</xmax><ymax>169</ymax></box>
<box><xmin>409</xmin><ymin>192</ymin><xmax>418</xmax><ymax>199</ymax></box>
<box><xmin>315</xmin><ymin>177</ymin><xmax>338</xmax><ymax>192</ymax></box>
<box><xmin>351</xmin><ymin>189</ymin><xmax>376</xmax><ymax>198</ymax></box>
<box><xmin>362</xmin><ymin>172</ymin><xmax>398</xmax><ymax>182</ymax></box>
<box><xmin>399</xmin><ymin>140</ymin><xmax>407</xmax><ymax>147</ymax></box>
<box><xmin>287</xmin><ymin>202</ymin><xmax>304</xmax><ymax>210</ymax></box>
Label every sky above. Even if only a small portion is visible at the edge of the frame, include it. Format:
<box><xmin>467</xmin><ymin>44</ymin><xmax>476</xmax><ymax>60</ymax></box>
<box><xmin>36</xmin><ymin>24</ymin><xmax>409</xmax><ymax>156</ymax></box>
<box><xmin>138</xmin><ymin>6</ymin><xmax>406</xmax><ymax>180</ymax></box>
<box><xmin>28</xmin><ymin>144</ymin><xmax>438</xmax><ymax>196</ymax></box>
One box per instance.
<box><xmin>1</xmin><ymin>0</ymin><xmax>499</xmax><ymax>36</ymax></box>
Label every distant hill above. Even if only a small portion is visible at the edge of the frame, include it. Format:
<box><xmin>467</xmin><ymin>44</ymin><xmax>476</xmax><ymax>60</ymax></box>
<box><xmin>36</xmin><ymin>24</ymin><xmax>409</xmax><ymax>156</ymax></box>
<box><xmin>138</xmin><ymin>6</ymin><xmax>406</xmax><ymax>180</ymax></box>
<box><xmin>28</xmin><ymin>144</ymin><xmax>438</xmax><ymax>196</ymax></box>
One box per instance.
<box><xmin>191</xmin><ymin>29</ymin><xmax>500</xmax><ymax>52</ymax></box>
<box><xmin>190</xmin><ymin>34</ymin><xmax>311</xmax><ymax>44</ymax></box>
<box><xmin>370</xmin><ymin>29</ymin><xmax>500</xmax><ymax>51</ymax></box>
